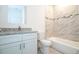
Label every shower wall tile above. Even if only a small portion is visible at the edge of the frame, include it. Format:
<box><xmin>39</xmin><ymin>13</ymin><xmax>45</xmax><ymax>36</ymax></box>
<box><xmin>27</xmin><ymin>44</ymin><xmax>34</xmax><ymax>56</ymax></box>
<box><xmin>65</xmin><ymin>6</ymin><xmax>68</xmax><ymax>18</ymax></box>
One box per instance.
<box><xmin>46</xmin><ymin>5</ymin><xmax>79</xmax><ymax>41</ymax></box>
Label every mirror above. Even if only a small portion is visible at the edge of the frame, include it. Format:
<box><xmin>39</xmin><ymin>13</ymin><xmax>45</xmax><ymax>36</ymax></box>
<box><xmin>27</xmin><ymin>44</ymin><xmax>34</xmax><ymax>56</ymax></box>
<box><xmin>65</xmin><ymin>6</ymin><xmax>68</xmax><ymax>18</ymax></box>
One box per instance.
<box><xmin>8</xmin><ymin>5</ymin><xmax>25</xmax><ymax>24</ymax></box>
<box><xmin>0</xmin><ymin>5</ymin><xmax>26</xmax><ymax>28</ymax></box>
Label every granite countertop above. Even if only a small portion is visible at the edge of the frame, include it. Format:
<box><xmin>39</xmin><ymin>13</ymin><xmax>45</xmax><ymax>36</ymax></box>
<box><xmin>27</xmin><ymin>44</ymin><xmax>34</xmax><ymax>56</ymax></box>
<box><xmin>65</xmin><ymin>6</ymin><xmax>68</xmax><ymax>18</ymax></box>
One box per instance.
<box><xmin>0</xmin><ymin>31</ymin><xmax>37</xmax><ymax>36</ymax></box>
<box><xmin>0</xmin><ymin>28</ymin><xmax>38</xmax><ymax>36</ymax></box>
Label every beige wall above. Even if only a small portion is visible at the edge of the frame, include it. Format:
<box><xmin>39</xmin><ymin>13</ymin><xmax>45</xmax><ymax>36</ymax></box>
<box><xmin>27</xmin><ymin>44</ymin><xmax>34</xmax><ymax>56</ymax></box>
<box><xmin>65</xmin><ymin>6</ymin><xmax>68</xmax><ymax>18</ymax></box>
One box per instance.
<box><xmin>26</xmin><ymin>6</ymin><xmax>46</xmax><ymax>40</ymax></box>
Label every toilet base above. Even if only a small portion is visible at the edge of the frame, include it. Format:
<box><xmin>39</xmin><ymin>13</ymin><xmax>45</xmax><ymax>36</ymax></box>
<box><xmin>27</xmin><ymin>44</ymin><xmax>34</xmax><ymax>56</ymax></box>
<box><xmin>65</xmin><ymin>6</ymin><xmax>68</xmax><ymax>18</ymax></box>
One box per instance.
<box><xmin>38</xmin><ymin>39</ymin><xmax>61</xmax><ymax>54</ymax></box>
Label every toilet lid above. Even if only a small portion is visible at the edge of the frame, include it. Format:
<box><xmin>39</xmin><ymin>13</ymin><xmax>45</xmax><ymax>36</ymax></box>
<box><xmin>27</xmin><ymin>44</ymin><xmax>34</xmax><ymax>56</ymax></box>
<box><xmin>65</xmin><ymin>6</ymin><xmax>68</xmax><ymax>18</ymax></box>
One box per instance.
<box><xmin>40</xmin><ymin>40</ymin><xmax>52</xmax><ymax>46</ymax></box>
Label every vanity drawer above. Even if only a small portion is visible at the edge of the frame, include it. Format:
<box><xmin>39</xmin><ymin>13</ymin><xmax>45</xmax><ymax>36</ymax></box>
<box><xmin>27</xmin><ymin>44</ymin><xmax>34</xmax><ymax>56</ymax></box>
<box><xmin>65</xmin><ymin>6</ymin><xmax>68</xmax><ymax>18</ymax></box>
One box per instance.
<box><xmin>0</xmin><ymin>34</ymin><xmax>22</xmax><ymax>45</ymax></box>
<box><xmin>22</xmin><ymin>33</ymin><xmax>37</xmax><ymax>40</ymax></box>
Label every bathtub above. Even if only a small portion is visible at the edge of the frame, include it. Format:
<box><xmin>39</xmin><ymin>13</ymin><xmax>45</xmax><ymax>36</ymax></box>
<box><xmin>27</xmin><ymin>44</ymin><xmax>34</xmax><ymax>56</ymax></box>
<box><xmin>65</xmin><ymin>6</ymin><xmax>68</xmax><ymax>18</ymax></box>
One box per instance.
<box><xmin>48</xmin><ymin>37</ymin><xmax>79</xmax><ymax>54</ymax></box>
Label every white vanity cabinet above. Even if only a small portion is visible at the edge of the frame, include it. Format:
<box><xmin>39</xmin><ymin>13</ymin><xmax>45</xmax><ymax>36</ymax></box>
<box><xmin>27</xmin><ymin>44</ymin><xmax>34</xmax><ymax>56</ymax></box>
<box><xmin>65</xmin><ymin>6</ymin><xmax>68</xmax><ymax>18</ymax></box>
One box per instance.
<box><xmin>22</xmin><ymin>33</ymin><xmax>37</xmax><ymax>54</ymax></box>
<box><xmin>0</xmin><ymin>32</ymin><xmax>37</xmax><ymax>54</ymax></box>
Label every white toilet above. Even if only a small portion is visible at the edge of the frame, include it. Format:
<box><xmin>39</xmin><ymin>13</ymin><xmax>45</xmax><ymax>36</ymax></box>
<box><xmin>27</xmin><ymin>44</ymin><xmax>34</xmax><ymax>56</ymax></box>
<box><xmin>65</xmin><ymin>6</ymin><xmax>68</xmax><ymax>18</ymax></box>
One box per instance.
<box><xmin>39</xmin><ymin>39</ymin><xmax>61</xmax><ymax>54</ymax></box>
<box><xmin>40</xmin><ymin>39</ymin><xmax>52</xmax><ymax>54</ymax></box>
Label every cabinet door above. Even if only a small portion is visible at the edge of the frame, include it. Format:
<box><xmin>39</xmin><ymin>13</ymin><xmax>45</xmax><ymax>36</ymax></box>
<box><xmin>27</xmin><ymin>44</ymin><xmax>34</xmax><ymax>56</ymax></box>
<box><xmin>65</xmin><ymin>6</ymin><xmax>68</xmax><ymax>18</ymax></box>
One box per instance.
<box><xmin>22</xmin><ymin>39</ymin><xmax>37</xmax><ymax>54</ymax></box>
<box><xmin>0</xmin><ymin>42</ymin><xmax>22</xmax><ymax>54</ymax></box>
<box><xmin>22</xmin><ymin>33</ymin><xmax>37</xmax><ymax>54</ymax></box>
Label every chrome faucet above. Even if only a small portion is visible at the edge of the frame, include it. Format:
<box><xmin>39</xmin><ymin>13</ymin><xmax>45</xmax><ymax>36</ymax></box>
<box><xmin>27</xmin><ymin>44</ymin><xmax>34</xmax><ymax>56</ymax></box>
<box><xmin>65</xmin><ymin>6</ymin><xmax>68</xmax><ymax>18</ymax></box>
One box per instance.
<box><xmin>18</xmin><ymin>26</ymin><xmax>21</xmax><ymax>31</ymax></box>
<box><xmin>0</xmin><ymin>29</ymin><xmax>2</xmax><ymax>32</ymax></box>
